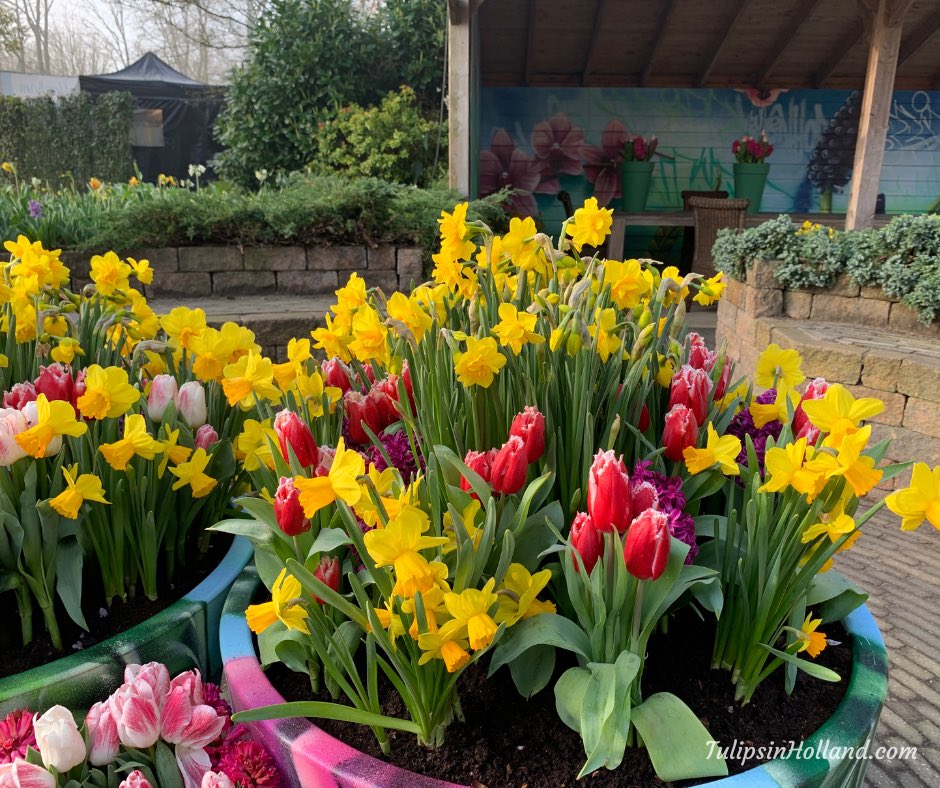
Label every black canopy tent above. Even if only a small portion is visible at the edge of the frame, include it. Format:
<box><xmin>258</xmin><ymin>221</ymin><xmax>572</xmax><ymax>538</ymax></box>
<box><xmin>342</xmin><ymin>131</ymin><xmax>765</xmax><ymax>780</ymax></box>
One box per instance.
<box><xmin>80</xmin><ymin>52</ymin><xmax>224</xmax><ymax>183</ymax></box>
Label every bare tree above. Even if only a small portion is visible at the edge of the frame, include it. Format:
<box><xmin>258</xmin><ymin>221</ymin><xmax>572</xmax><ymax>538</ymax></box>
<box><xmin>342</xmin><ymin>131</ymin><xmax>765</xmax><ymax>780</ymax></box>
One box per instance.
<box><xmin>18</xmin><ymin>0</ymin><xmax>54</xmax><ymax>73</ymax></box>
<box><xmin>85</xmin><ymin>0</ymin><xmax>134</xmax><ymax>68</ymax></box>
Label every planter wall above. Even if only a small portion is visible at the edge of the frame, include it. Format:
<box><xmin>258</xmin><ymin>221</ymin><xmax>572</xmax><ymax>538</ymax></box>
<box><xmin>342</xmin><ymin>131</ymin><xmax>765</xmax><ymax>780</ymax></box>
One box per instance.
<box><xmin>221</xmin><ymin>572</ymin><xmax>888</xmax><ymax>788</ymax></box>
<box><xmin>0</xmin><ymin>536</ymin><xmax>252</xmax><ymax>716</ymax></box>
<box><xmin>717</xmin><ymin>260</ymin><xmax>940</xmax><ymax>480</ymax></box>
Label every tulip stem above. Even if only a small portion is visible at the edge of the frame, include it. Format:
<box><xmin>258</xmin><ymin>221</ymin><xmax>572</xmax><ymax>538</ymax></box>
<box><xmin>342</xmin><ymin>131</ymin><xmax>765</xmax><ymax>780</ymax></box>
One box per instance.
<box><xmin>631</xmin><ymin>582</ymin><xmax>643</xmax><ymax>647</ymax></box>
<box><xmin>15</xmin><ymin>588</ymin><xmax>32</xmax><ymax>646</ymax></box>
<box><xmin>39</xmin><ymin>600</ymin><xmax>62</xmax><ymax>651</ymax></box>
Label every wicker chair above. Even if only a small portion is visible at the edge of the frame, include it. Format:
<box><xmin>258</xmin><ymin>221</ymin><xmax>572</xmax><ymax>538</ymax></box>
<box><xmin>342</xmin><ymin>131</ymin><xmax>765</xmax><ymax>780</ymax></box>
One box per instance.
<box><xmin>679</xmin><ymin>190</ymin><xmax>728</xmax><ymax>273</ymax></box>
<box><xmin>687</xmin><ymin>196</ymin><xmax>749</xmax><ymax>277</ymax></box>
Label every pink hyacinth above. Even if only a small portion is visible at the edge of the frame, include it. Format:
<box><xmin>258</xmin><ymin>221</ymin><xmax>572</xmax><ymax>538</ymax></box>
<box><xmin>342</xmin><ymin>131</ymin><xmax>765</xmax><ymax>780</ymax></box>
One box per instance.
<box><xmin>218</xmin><ymin>740</ymin><xmax>281</xmax><ymax>788</ymax></box>
<box><xmin>0</xmin><ymin>710</ymin><xmax>36</xmax><ymax>764</ymax></box>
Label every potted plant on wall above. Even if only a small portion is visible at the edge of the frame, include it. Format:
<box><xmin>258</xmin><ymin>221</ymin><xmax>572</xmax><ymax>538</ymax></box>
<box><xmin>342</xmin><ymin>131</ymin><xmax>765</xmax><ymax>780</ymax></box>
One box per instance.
<box><xmin>732</xmin><ymin>131</ymin><xmax>774</xmax><ymax>213</ymax></box>
<box><xmin>620</xmin><ymin>134</ymin><xmax>658</xmax><ymax>212</ymax></box>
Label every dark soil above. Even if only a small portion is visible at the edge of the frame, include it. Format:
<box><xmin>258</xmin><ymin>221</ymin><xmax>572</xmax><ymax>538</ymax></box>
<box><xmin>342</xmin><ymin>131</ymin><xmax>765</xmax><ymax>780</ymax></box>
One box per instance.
<box><xmin>1</xmin><ymin>534</ymin><xmax>231</xmax><ymax>679</ymax></box>
<box><xmin>267</xmin><ymin>608</ymin><xmax>850</xmax><ymax>787</ymax></box>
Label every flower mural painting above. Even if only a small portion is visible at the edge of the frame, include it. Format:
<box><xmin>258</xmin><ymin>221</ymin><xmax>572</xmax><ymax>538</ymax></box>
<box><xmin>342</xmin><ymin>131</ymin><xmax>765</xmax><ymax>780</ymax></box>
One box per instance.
<box><xmin>581</xmin><ymin>119</ymin><xmax>629</xmax><ymax>207</ymax></box>
<box><xmin>478</xmin><ymin>128</ymin><xmax>542</xmax><ymax>217</ymax></box>
<box><xmin>530</xmin><ymin>112</ymin><xmax>585</xmax><ymax>194</ymax></box>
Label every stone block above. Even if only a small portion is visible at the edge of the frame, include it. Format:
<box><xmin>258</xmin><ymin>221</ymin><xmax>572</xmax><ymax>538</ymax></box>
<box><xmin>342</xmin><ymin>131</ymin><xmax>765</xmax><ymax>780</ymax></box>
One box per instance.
<box><xmin>897</xmin><ymin>356</ymin><xmax>940</xmax><ymax>404</ymax></box>
<box><xmin>860</xmin><ymin>286</ymin><xmax>894</xmax><ymax>302</ymax></box>
<box><xmin>755</xmin><ymin>317</ymin><xmax>774</xmax><ymax>349</ymax></box>
<box><xmin>869</xmin><ymin>423</ymin><xmax>940</xmax><ymax>467</ymax></box>
<box><xmin>179</xmin><ymin>246</ymin><xmax>243</xmax><ymax>272</ymax></box>
<box><xmin>724</xmin><ymin>277</ymin><xmax>746</xmax><ymax>309</ymax></box>
<box><xmin>861</xmin><ymin>350</ymin><xmax>908</xmax><ymax>392</ymax></box>
<box><xmin>734</xmin><ymin>312</ymin><xmax>757</xmax><ymax>346</ymax></box>
<box><xmin>277</xmin><ymin>270</ymin><xmax>339</xmax><ymax>295</ymax></box>
<box><xmin>783</xmin><ymin>290</ymin><xmax>813</xmax><ymax>320</ymax></box>
<box><xmin>365</xmin><ymin>271</ymin><xmax>401</xmax><ymax>294</ymax></box>
<box><xmin>149</xmin><ymin>272</ymin><xmax>212</xmax><ymax>298</ymax></box>
<box><xmin>810</xmin><ymin>293</ymin><xmax>890</xmax><ymax>327</ymax></box>
<box><xmin>746</xmin><ymin>258</ymin><xmax>781</xmax><ymax>289</ymax></box>
<box><xmin>902</xmin><ymin>397</ymin><xmax>940</xmax><ymax>439</ymax></box>
<box><xmin>241</xmin><ymin>316</ymin><xmax>322</xmax><ymax>349</ymax></box>
<box><xmin>307</xmin><ymin>246</ymin><xmax>366</xmax><ymax>271</ymax></box>
<box><xmin>125</xmin><ymin>247</ymin><xmax>179</xmax><ymax>272</ymax></box>
<box><xmin>213</xmin><ymin>271</ymin><xmax>276</xmax><ymax>296</ymax></box>
<box><xmin>397</xmin><ymin>247</ymin><xmax>425</xmax><ymax>287</ymax></box>
<box><xmin>888</xmin><ymin>302</ymin><xmax>940</xmax><ymax>338</ymax></box>
<box><xmin>744</xmin><ymin>286</ymin><xmax>782</xmax><ymax>318</ymax></box>
<box><xmin>772</xmin><ymin>325</ymin><xmax>863</xmax><ymax>384</ymax></box>
<box><xmin>367</xmin><ymin>246</ymin><xmax>396</xmax><ymax>270</ymax></box>
<box><xmin>62</xmin><ymin>250</ymin><xmax>91</xmax><ymax>280</ymax></box>
<box><xmin>844</xmin><ymin>384</ymin><xmax>906</xmax><ymax>426</ymax></box>
<box><xmin>244</xmin><ymin>246</ymin><xmax>306</xmax><ymax>271</ymax></box>
<box><xmin>807</xmin><ymin>273</ymin><xmax>859</xmax><ymax>297</ymax></box>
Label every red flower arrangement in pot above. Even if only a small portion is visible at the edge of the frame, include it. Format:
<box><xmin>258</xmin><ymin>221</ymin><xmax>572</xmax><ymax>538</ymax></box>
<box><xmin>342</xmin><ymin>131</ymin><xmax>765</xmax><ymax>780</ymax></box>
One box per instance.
<box><xmin>731</xmin><ymin>130</ymin><xmax>774</xmax><ymax>212</ymax></box>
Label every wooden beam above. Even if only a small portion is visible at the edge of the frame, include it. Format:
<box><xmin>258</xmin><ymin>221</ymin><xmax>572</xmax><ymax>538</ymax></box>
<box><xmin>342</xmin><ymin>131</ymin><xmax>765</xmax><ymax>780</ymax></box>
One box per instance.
<box><xmin>697</xmin><ymin>0</ymin><xmax>749</xmax><ymax>87</ymax></box>
<box><xmin>640</xmin><ymin>0</ymin><xmax>680</xmax><ymax>87</ymax></box>
<box><xmin>845</xmin><ymin>0</ymin><xmax>906</xmax><ymax>229</ymax></box>
<box><xmin>898</xmin><ymin>5</ymin><xmax>940</xmax><ymax>67</ymax></box>
<box><xmin>754</xmin><ymin>0</ymin><xmax>823</xmax><ymax>86</ymax></box>
<box><xmin>448</xmin><ymin>0</ymin><xmax>472</xmax><ymax>195</ymax></box>
<box><xmin>813</xmin><ymin>19</ymin><xmax>865</xmax><ymax>86</ymax></box>
<box><xmin>523</xmin><ymin>0</ymin><xmax>536</xmax><ymax>86</ymax></box>
<box><xmin>581</xmin><ymin>0</ymin><xmax>607</xmax><ymax>86</ymax></box>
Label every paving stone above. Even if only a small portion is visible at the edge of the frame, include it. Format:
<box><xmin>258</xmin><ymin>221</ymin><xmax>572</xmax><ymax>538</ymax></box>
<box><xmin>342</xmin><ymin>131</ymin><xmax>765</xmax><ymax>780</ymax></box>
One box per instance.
<box><xmin>307</xmin><ymin>246</ymin><xmax>366</xmax><ymax>271</ymax></box>
<box><xmin>806</xmin><ymin>273</ymin><xmax>860</xmax><ymax>297</ymax></box>
<box><xmin>244</xmin><ymin>246</ymin><xmax>306</xmax><ymax>271</ymax></box>
<box><xmin>365</xmin><ymin>271</ymin><xmax>401</xmax><ymax>294</ymax></box>
<box><xmin>860</xmin><ymin>286</ymin><xmax>894</xmax><ymax>301</ymax></box>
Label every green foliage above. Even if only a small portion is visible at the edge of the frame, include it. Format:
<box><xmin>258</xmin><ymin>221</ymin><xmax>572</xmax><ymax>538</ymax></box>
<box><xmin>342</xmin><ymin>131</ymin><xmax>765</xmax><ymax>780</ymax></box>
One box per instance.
<box><xmin>712</xmin><ymin>213</ymin><xmax>940</xmax><ymax>324</ymax></box>
<box><xmin>213</xmin><ymin>0</ymin><xmax>445</xmax><ymax>186</ymax></box>
<box><xmin>311</xmin><ymin>87</ymin><xmax>444</xmax><ymax>187</ymax></box>
<box><xmin>0</xmin><ymin>92</ymin><xmax>134</xmax><ymax>186</ymax></box>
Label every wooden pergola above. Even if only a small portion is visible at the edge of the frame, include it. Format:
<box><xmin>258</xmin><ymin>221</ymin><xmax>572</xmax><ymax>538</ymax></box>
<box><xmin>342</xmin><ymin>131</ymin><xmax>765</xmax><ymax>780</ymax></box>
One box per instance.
<box><xmin>447</xmin><ymin>0</ymin><xmax>939</xmax><ymax>229</ymax></box>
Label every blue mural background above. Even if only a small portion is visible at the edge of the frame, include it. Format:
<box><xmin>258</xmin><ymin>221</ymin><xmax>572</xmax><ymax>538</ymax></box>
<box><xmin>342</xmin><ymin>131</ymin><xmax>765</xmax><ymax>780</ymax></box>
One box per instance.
<box><xmin>479</xmin><ymin>87</ymin><xmax>940</xmax><ymax>259</ymax></box>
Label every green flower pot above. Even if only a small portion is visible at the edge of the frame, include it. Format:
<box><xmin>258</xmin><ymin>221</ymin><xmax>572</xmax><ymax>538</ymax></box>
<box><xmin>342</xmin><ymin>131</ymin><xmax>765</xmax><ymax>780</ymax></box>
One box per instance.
<box><xmin>733</xmin><ymin>162</ymin><xmax>770</xmax><ymax>213</ymax></box>
<box><xmin>620</xmin><ymin>160</ymin><xmax>654</xmax><ymax>212</ymax></box>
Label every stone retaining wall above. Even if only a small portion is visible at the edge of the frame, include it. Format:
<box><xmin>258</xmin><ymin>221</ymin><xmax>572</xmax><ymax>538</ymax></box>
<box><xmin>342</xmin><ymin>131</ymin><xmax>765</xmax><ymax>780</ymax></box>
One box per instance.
<box><xmin>717</xmin><ymin>259</ymin><xmax>940</xmax><ymax>484</ymax></box>
<box><xmin>61</xmin><ymin>244</ymin><xmax>426</xmax><ymax>299</ymax></box>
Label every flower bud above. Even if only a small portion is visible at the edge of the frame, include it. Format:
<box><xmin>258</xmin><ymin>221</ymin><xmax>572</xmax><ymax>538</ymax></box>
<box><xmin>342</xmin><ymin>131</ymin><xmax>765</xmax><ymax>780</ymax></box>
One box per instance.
<box><xmin>85</xmin><ymin>701</ymin><xmax>120</xmax><ymax>766</ymax></box>
<box><xmin>201</xmin><ymin>773</ymin><xmax>234</xmax><ymax>788</ymax></box>
<box><xmin>274</xmin><ymin>476</ymin><xmax>309</xmax><ymax>536</ymax></box>
<box><xmin>321</xmin><ymin>358</ymin><xmax>352</xmax><ymax>393</ymax></box>
<box><xmin>32</xmin><ymin>705</ymin><xmax>86</xmax><ymax>772</ymax></box>
<box><xmin>194</xmin><ymin>424</ymin><xmax>219</xmax><ymax>450</ymax></box>
<box><xmin>273</xmin><ymin>409</ymin><xmax>318</xmax><ymax>468</ymax></box>
<box><xmin>3</xmin><ymin>381</ymin><xmax>36</xmax><ymax>410</ymax></box>
<box><xmin>623</xmin><ymin>508</ymin><xmax>671</xmax><ymax>581</ymax></box>
<box><xmin>489</xmin><ymin>436</ymin><xmax>528</xmax><ymax>495</ymax></box>
<box><xmin>313</xmin><ymin>555</ymin><xmax>340</xmax><ymax>603</ymax></box>
<box><xmin>401</xmin><ymin>360</ymin><xmax>416</xmax><ymax>411</ymax></box>
<box><xmin>662</xmin><ymin>404</ymin><xmax>699</xmax><ymax>462</ymax></box>
<box><xmin>587</xmin><ymin>449</ymin><xmax>632</xmax><ymax>533</ymax></box>
<box><xmin>668</xmin><ymin>364</ymin><xmax>712</xmax><ymax>426</ymax></box>
<box><xmin>147</xmin><ymin>374</ymin><xmax>178</xmax><ymax>422</ymax></box>
<box><xmin>570</xmin><ymin>512</ymin><xmax>603</xmax><ymax>573</ymax></box>
<box><xmin>638</xmin><ymin>403</ymin><xmax>650</xmax><ymax>433</ymax></box>
<box><xmin>343</xmin><ymin>391</ymin><xmax>382</xmax><ymax>445</ymax></box>
<box><xmin>119</xmin><ymin>770</ymin><xmax>153</xmax><ymax>788</ymax></box>
<box><xmin>712</xmin><ymin>356</ymin><xmax>731</xmax><ymax>401</ymax></box>
<box><xmin>686</xmin><ymin>332</ymin><xmax>713</xmax><ymax>371</ymax></box>
<box><xmin>793</xmin><ymin>377</ymin><xmax>829</xmax><ymax>444</ymax></box>
<box><xmin>176</xmin><ymin>381</ymin><xmax>207</xmax><ymax>429</ymax></box>
<box><xmin>34</xmin><ymin>364</ymin><xmax>73</xmax><ymax>404</ymax></box>
<box><xmin>509</xmin><ymin>406</ymin><xmax>546</xmax><ymax>462</ymax></box>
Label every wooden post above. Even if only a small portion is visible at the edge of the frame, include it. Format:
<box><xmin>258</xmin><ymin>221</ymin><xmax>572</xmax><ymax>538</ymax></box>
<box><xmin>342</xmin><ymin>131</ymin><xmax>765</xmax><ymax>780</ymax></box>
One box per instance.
<box><xmin>845</xmin><ymin>0</ymin><xmax>912</xmax><ymax>230</ymax></box>
<box><xmin>448</xmin><ymin>0</ymin><xmax>472</xmax><ymax>195</ymax></box>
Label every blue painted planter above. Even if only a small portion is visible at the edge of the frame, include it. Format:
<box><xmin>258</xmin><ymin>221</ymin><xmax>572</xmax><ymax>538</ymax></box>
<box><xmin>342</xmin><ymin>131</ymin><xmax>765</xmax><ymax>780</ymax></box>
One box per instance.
<box><xmin>221</xmin><ymin>573</ymin><xmax>888</xmax><ymax>788</ymax></box>
<box><xmin>0</xmin><ymin>536</ymin><xmax>253</xmax><ymax>716</ymax></box>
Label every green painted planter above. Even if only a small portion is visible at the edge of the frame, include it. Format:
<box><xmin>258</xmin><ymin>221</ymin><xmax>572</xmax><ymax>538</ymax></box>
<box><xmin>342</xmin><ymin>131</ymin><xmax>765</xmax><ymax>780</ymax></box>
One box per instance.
<box><xmin>620</xmin><ymin>160</ymin><xmax>654</xmax><ymax>212</ymax></box>
<box><xmin>0</xmin><ymin>536</ymin><xmax>252</xmax><ymax>716</ymax></box>
<box><xmin>733</xmin><ymin>162</ymin><xmax>770</xmax><ymax>213</ymax></box>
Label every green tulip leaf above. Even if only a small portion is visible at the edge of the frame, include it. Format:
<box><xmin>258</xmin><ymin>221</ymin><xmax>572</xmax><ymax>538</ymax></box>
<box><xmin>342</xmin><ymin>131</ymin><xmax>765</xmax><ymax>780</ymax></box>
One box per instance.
<box><xmin>554</xmin><ymin>666</ymin><xmax>590</xmax><ymax>732</ymax></box>
<box><xmin>488</xmin><ymin>613</ymin><xmax>591</xmax><ymax>677</ymax></box>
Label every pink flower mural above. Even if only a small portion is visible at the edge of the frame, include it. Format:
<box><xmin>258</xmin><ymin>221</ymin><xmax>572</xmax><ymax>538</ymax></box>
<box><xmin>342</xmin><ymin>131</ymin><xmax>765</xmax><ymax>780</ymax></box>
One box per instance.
<box><xmin>531</xmin><ymin>113</ymin><xmax>585</xmax><ymax>194</ymax></box>
<box><xmin>582</xmin><ymin>119</ymin><xmax>629</xmax><ymax>207</ymax></box>
<box><xmin>478</xmin><ymin>129</ymin><xmax>542</xmax><ymax>217</ymax></box>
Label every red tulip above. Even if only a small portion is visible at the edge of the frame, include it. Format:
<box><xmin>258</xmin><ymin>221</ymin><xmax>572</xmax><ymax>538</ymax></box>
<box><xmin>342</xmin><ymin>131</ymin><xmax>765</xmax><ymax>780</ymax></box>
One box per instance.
<box><xmin>587</xmin><ymin>449</ymin><xmax>632</xmax><ymax>533</ymax></box>
<box><xmin>321</xmin><ymin>358</ymin><xmax>352</xmax><ymax>393</ymax></box>
<box><xmin>461</xmin><ymin>449</ymin><xmax>494</xmax><ymax>496</ymax></box>
<box><xmin>638</xmin><ymin>403</ymin><xmax>650</xmax><ymax>433</ymax></box>
<box><xmin>490</xmin><ymin>435</ymin><xmax>528</xmax><ymax>495</ymax></box>
<box><xmin>368</xmin><ymin>386</ymin><xmax>398</xmax><ymax>429</ymax></box>
<box><xmin>624</xmin><ymin>508</ymin><xmax>671</xmax><ymax>580</ymax></box>
<box><xmin>668</xmin><ymin>364</ymin><xmax>712</xmax><ymax>426</ymax></box>
<box><xmin>712</xmin><ymin>356</ymin><xmax>731</xmax><ymax>401</ymax></box>
<box><xmin>313</xmin><ymin>555</ymin><xmax>341</xmax><ymax>602</ymax></box>
<box><xmin>274</xmin><ymin>476</ymin><xmax>309</xmax><ymax>536</ymax></box>
<box><xmin>401</xmin><ymin>360</ymin><xmax>416</xmax><ymax>411</ymax></box>
<box><xmin>3</xmin><ymin>381</ymin><xmax>36</xmax><ymax>410</ymax></box>
<box><xmin>686</xmin><ymin>333</ymin><xmax>712</xmax><ymax>371</ymax></box>
<box><xmin>509</xmin><ymin>406</ymin><xmax>546</xmax><ymax>462</ymax></box>
<box><xmin>571</xmin><ymin>511</ymin><xmax>603</xmax><ymax>573</ymax></box>
<box><xmin>344</xmin><ymin>390</ymin><xmax>382</xmax><ymax>445</ymax></box>
<box><xmin>793</xmin><ymin>377</ymin><xmax>829</xmax><ymax>444</ymax></box>
<box><xmin>72</xmin><ymin>369</ymin><xmax>86</xmax><ymax>411</ymax></box>
<box><xmin>34</xmin><ymin>363</ymin><xmax>73</xmax><ymax>404</ymax></box>
<box><xmin>314</xmin><ymin>445</ymin><xmax>336</xmax><ymax>477</ymax></box>
<box><xmin>630</xmin><ymin>481</ymin><xmax>659</xmax><ymax>513</ymax></box>
<box><xmin>273</xmin><ymin>409</ymin><xmax>318</xmax><ymax>467</ymax></box>
<box><xmin>662</xmin><ymin>404</ymin><xmax>699</xmax><ymax>462</ymax></box>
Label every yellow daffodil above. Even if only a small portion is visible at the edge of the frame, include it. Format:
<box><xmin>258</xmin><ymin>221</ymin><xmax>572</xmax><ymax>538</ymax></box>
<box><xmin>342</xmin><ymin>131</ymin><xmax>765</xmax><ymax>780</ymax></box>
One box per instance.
<box><xmin>795</xmin><ymin>613</ymin><xmax>827</xmax><ymax>658</ymax></box>
<box><xmin>443</xmin><ymin>498</ymin><xmax>483</xmax><ymax>555</ymax></box>
<box><xmin>16</xmin><ymin>394</ymin><xmax>88</xmax><ymax>457</ymax></box>
<box><xmin>169</xmin><ymin>447</ymin><xmax>218</xmax><ymax>498</ymax></box>
<box><xmin>693</xmin><ymin>271</ymin><xmax>727</xmax><ymax>307</ymax></box>
<box><xmin>43</xmin><ymin>315</ymin><xmax>68</xmax><ymax>337</ymax></box>
<box><xmin>364</xmin><ymin>506</ymin><xmax>449</xmax><ymax>597</ymax></box>
<box><xmin>821</xmin><ymin>425</ymin><xmax>882</xmax><ymax>496</ymax></box>
<box><xmin>754</xmin><ymin>344</ymin><xmax>805</xmax><ymax>391</ymax></box>
<box><xmin>49</xmin><ymin>465</ymin><xmax>109</xmax><ymax>519</ymax></box>
<box><xmin>235</xmin><ymin>418</ymin><xmax>277</xmax><ymax>472</ymax></box>
<box><xmin>802</xmin><ymin>505</ymin><xmax>856</xmax><ymax>544</ymax></box>
<box><xmin>418</xmin><ymin>632</ymin><xmax>471</xmax><ymax>672</ymax></box>
<box><xmin>50</xmin><ymin>337</ymin><xmax>83</xmax><ymax>364</ymax></box>
<box><xmin>588</xmin><ymin>307</ymin><xmax>622</xmax><ymax>363</ymax></box>
<box><xmin>158</xmin><ymin>425</ymin><xmax>192</xmax><ymax>478</ymax></box>
<box><xmin>491</xmin><ymin>303</ymin><xmax>545</xmax><ymax>355</ymax></box>
<box><xmin>658</xmin><ymin>266</ymin><xmax>689</xmax><ymax>306</ymax></box>
<box><xmin>89</xmin><ymin>251</ymin><xmax>131</xmax><ymax>295</ymax></box>
<box><xmin>501</xmin><ymin>216</ymin><xmax>548</xmax><ymax>275</ymax></box>
<box><xmin>886</xmin><ymin>462</ymin><xmax>940</xmax><ymax>531</ymax></box>
<box><xmin>655</xmin><ymin>354</ymin><xmax>675</xmax><ymax>388</ymax></box>
<box><xmin>439</xmin><ymin>578</ymin><xmax>499</xmax><ymax>650</ymax></box>
<box><xmin>348</xmin><ymin>305</ymin><xmax>390</xmax><ymax>365</ymax></box>
<box><xmin>77</xmin><ymin>365</ymin><xmax>140</xmax><ymax>420</ymax></box>
<box><xmin>759</xmin><ymin>439</ymin><xmax>826</xmax><ymax>499</ymax></box>
<box><xmin>100</xmin><ymin>414</ymin><xmax>164</xmax><ymax>471</ymax></box>
<box><xmin>387</xmin><ymin>292</ymin><xmax>433</xmax><ymax>344</ymax></box>
<box><xmin>749</xmin><ymin>389</ymin><xmax>800</xmax><ymax>429</ymax></box>
<box><xmin>222</xmin><ymin>352</ymin><xmax>281</xmax><ymax>408</ymax></box>
<box><xmin>160</xmin><ymin>306</ymin><xmax>207</xmax><ymax>351</ymax></box>
<box><xmin>565</xmin><ymin>197</ymin><xmax>612</xmax><ymax>251</ymax></box>
<box><xmin>311</xmin><ymin>313</ymin><xmax>352</xmax><ymax>362</ymax></box>
<box><xmin>294</xmin><ymin>438</ymin><xmax>364</xmax><ymax>517</ymax></box>
<box><xmin>246</xmin><ymin>569</ymin><xmax>310</xmax><ymax>634</ymax></box>
<box><xmin>127</xmin><ymin>257</ymin><xmax>153</xmax><ymax>285</ymax></box>
<box><xmin>683</xmin><ymin>423</ymin><xmax>741</xmax><ymax>476</ymax></box>
<box><xmin>603</xmin><ymin>258</ymin><xmax>653</xmax><ymax>310</ymax></box>
<box><xmin>800</xmin><ymin>384</ymin><xmax>884</xmax><ymax>446</ymax></box>
<box><xmin>495</xmin><ymin>564</ymin><xmax>556</xmax><ymax>625</ymax></box>
<box><xmin>453</xmin><ymin>336</ymin><xmax>506</xmax><ymax>388</ymax></box>
<box><xmin>436</xmin><ymin>202</ymin><xmax>476</xmax><ymax>263</ymax></box>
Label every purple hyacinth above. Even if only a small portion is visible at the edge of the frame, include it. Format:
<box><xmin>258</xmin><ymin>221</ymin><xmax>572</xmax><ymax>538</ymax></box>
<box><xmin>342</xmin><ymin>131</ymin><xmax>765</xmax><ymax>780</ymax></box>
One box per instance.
<box><xmin>667</xmin><ymin>510</ymin><xmax>699</xmax><ymax>561</ymax></box>
<box><xmin>368</xmin><ymin>429</ymin><xmax>422</xmax><ymax>482</ymax></box>
<box><xmin>726</xmin><ymin>387</ymin><xmax>783</xmax><ymax>472</ymax></box>
<box><xmin>632</xmin><ymin>460</ymin><xmax>697</xmax><ymax>564</ymax></box>
<box><xmin>27</xmin><ymin>199</ymin><xmax>43</xmax><ymax>219</ymax></box>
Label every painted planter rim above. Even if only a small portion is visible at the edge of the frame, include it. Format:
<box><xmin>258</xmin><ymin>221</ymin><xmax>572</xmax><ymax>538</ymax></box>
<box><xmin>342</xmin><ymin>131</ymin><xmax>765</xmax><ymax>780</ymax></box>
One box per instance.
<box><xmin>221</xmin><ymin>572</ymin><xmax>888</xmax><ymax>788</ymax></box>
<box><xmin>0</xmin><ymin>535</ymin><xmax>253</xmax><ymax>705</ymax></box>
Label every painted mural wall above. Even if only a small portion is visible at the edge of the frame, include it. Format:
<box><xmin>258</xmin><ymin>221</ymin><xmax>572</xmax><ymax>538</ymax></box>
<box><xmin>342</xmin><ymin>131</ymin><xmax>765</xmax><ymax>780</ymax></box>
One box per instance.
<box><xmin>479</xmin><ymin>87</ymin><xmax>940</xmax><ymax>251</ymax></box>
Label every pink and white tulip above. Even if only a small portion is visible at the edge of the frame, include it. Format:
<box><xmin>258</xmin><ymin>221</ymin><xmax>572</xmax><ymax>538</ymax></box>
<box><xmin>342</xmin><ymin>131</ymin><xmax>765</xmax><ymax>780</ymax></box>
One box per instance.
<box><xmin>148</xmin><ymin>375</ymin><xmax>179</xmax><ymax>422</ymax></box>
<box><xmin>176</xmin><ymin>382</ymin><xmax>207</xmax><ymax>429</ymax></box>
<box><xmin>84</xmin><ymin>701</ymin><xmax>119</xmax><ymax>766</ymax></box>
<box><xmin>32</xmin><ymin>706</ymin><xmax>86</xmax><ymax>773</ymax></box>
<box><xmin>0</xmin><ymin>758</ymin><xmax>55</xmax><ymax>788</ymax></box>
<box><xmin>118</xmin><ymin>770</ymin><xmax>153</xmax><ymax>788</ymax></box>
